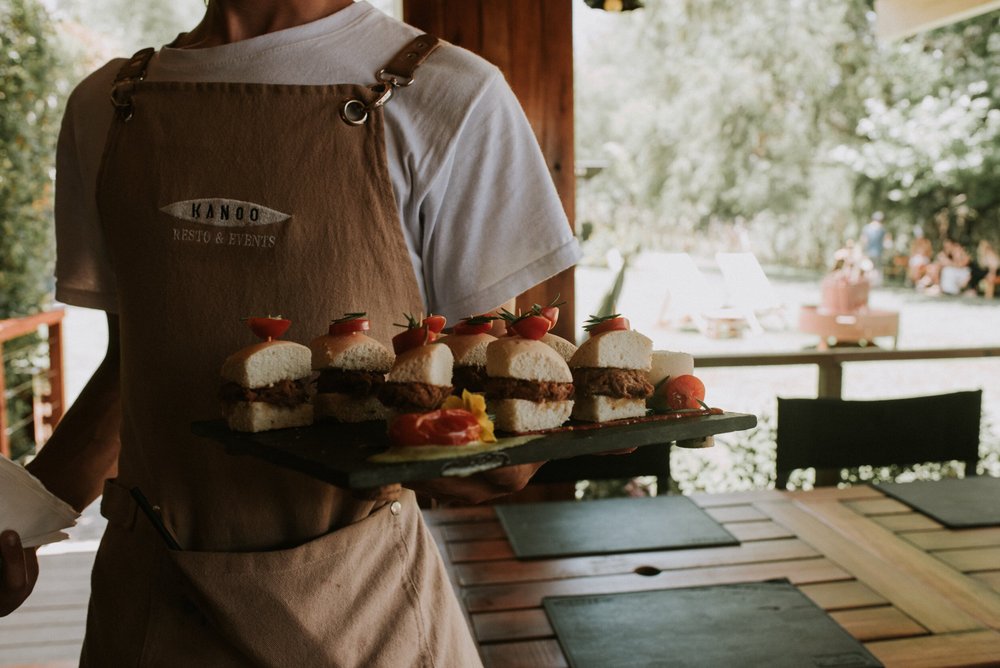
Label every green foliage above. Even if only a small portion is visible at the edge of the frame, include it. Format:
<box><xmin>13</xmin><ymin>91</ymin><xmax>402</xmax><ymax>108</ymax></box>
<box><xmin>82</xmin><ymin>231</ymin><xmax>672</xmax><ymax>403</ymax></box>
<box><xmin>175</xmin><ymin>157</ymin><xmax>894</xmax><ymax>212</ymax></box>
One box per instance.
<box><xmin>575</xmin><ymin>0</ymin><xmax>1000</xmax><ymax>267</ymax></box>
<box><xmin>1</xmin><ymin>0</ymin><xmax>62</xmax><ymax>461</ymax></box>
<box><xmin>1</xmin><ymin>0</ymin><xmax>60</xmax><ymax>318</ymax></box>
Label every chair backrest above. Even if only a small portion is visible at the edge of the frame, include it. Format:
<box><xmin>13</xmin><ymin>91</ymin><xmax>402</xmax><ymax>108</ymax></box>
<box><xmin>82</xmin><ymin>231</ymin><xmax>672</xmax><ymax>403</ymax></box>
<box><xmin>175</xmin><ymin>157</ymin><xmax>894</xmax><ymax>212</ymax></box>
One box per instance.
<box><xmin>715</xmin><ymin>252</ymin><xmax>781</xmax><ymax>311</ymax></box>
<box><xmin>776</xmin><ymin>390</ymin><xmax>981</xmax><ymax>488</ymax></box>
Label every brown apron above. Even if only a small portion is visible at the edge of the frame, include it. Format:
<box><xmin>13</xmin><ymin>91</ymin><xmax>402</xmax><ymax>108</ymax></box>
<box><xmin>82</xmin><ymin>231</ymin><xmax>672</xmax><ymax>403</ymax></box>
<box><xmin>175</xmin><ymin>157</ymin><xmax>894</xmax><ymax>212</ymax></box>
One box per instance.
<box><xmin>81</xmin><ymin>37</ymin><xmax>482</xmax><ymax>667</ymax></box>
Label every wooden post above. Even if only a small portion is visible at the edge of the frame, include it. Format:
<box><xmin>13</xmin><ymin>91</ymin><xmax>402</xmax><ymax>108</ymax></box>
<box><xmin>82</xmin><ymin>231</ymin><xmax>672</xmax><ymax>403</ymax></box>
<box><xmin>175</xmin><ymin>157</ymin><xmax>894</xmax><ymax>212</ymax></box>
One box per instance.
<box><xmin>44</xmin><ymin>317</ymin><xmax>66</xmax><ymax>437</ymax></box>
<box><xmin>403</xmin><ymin>0</ymin><xmax>577</xmax><ymax>341</ymax></box>
<box><xmin>817</xmin><ymin>360</ymin><xmax>844</xmax><ymax>399</ymax></box>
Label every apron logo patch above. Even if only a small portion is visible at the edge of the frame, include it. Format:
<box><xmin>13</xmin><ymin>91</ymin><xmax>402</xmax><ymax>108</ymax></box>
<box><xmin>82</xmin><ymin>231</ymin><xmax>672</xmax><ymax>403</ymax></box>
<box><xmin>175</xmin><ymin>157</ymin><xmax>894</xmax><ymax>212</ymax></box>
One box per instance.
<box><xmin>160</xmin><ymin>199</ymin><xmax>290</xmax><ymax>249</ymax></box>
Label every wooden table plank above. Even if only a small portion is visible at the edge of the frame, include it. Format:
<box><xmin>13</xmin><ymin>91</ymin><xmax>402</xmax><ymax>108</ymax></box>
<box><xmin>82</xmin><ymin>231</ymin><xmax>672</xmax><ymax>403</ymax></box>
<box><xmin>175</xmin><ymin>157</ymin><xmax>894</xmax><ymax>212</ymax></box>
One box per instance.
<box><xmin>784</xmin><ymin>486</ymin><xmax>885</xmax><ymax>501</ymax></box>
<box><xmin>903</xmin><ymin>527</ymin><xmax>1000</xmax><ymax>551</ymax></box>
<box><xmin>463</xmin><ymin>557</ymin><xmax>849</xmax><ymax>612</ymax></box>
<box><xmin>866</xmin><ymin>630</ymin><xmax>1000</xmax><ymax>668</ymax></box>
<box><xmin>704</xmin><ymin>505</ymin><xmax>768</xmax><ymax>523</ymax></box>
<box><xmin>972</xmin><ymin>571</ymin><xmax>1000</xmax><ymax>593</ymax></box>
<box><xmin>455</xmin><ymin>538</ymin><xmax>818</xmax><ymax>586</ymax></box>
<box><xmin>444</xmin><ymin>522</ymin><xmax>507</xmax><ymax>542</ymax></box>
<box><xmin>845</xmin><ymin>497</ymin><xmax>914</xmax><ymax>516</ymax></box>
<box><xmin>450</xmin><ymin>539</ymin><xmax>514</xmax><ymax>563</ymax></box>
<box><xmin>798</xmin><ymin>581</ymin><xmax>888</xmax><ymax>611</ymax></box>
<box><xmin>792</xmin><ymin>499</ymin><xmax>1000</xmax><ymax>629</ymax></box>
<box><xmin>871</xmin><ymin>513</ymin><xmax>944</xmax><ymax>532</ymax></box>
<box><xmin>724</xmin><ymin>520</ymin><xmax>794</xmax><ymax>542</ymax></box>
<box><xmin>757</xmin><ymin>500</ymin><xmax>985</xmax><ymax>633</ymax></box>
<box><xmin>688</xmin><ymin>489</ymin><xmax>784</xmax><ymax>507</ymax></box>
<box><xmin>933</xmin><ymin>547</ymin><xmax>1000</xmax><ymax>573</ymax></box>
<box><xmin>480</xmin><ymin>639</ymin><xmax>567</xmax><ymax>668</ymax></box>
<box><xmin>473</xmin><ymin>609</ymin><xmax>552</xmax><ymax>642</ymax></box>
<box><xmin>829</xmin><ymin>606</ymin><xmax>927</xmax><ymax>642</ymax></box>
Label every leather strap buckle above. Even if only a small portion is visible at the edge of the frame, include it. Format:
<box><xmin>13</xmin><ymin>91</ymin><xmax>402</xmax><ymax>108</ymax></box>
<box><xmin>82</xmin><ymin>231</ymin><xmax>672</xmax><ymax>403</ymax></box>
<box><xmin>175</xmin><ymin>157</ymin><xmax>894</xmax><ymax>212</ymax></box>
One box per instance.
<box><xmin>109</xmin><ymin>47</ymin><xmax>155</xmax><ymax>121</ymax></box>
<box><xmin>340</xmin><ymin>34</ymin><xmax>440</xmax><ymax>126</ymax></box>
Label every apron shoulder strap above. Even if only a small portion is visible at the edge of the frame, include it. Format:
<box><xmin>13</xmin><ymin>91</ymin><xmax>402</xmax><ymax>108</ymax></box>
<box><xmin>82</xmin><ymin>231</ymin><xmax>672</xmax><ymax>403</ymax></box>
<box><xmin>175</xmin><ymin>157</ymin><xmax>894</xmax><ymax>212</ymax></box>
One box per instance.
<box><xmin>110</xmin><ymin>47</ymin><xmax>156</xmax><ymax>120</ymax></box>
<box><xmin>377</xmin><ymin>34</ymin><xmax>440</xmax><ymax>87</ymax></box>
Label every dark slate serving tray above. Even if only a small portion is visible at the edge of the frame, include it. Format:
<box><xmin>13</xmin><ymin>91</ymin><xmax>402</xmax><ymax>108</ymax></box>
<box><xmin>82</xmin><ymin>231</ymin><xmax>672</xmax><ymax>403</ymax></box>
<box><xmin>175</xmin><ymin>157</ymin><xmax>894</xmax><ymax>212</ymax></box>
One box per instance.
<box><xmin>495</xmin><ymin>495</ymin><xmax>739</xmax><ymax>559</ymax></box>
<box><xmin>875</xmin><ymin>477</ymin><xmax>1000</xmax><ymax>528</ymax></box>
<box><xmin>544</xmin><ymin>580</ymin><xmax>883</xmax><ymax>668</ymax></box>
<box><xmin>192</xmin><ymin>412</ymin><xmax>756</xmax><ymax>489</ymax></box>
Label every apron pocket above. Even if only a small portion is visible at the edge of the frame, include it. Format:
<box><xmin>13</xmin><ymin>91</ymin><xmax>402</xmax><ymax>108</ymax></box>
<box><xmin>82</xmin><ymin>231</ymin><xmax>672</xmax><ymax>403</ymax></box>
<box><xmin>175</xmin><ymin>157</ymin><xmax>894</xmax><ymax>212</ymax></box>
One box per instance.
<box><xmin>159</xmin><ymin>500</ymin><xmax>431</xmax><ymax>668</ymax></box>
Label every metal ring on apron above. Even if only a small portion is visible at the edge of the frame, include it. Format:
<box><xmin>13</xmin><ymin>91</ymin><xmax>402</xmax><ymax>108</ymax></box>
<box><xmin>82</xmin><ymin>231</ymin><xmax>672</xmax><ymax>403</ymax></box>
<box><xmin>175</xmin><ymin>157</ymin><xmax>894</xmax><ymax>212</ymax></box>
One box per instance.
<box><xmin>340</xmin><ymin>83</ymin><xmax>394</xmax><ymax>127</ymax></box>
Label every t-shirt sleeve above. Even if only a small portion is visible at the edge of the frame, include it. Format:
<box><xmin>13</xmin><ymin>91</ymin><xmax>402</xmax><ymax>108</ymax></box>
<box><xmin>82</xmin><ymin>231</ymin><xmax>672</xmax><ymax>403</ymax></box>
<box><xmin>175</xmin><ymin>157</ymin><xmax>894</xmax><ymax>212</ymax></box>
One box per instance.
<box><xmin>54</xmin><ymin>72</ymin><xmax>119</xmax><ymax>313</ymax></box>
<box><xmin>418</xmin><ymin>72</ymin><xmax>580</xmax><ymax>321</ymax></box>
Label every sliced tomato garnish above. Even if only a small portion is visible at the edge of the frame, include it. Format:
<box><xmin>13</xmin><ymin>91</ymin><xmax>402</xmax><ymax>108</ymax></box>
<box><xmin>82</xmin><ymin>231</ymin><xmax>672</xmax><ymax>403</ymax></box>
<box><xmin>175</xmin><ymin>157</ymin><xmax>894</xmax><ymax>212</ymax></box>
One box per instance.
<box><xmin>660</xmin><ymin>374</ymin><xmax>706</xmax><ymax>410</ymax></box>
<box><xmin>453</xmin><ymin>320</ymin><xmax>492</xmax><ymax>336</ymax></box>
<box><xmin>511</xmin><ymin>315</ymin><xmax>551</xmax><ymax>340</ymax></box>
<box><xmin>539</xmin><ymin>306</ymin><xmax>559</xmax><ymax>330</ymax></box>
<box><xmin>392</xmin><ymin>325</ymin><xmax>433</xmax><ymax>354</ymax></box>
<box><xmin>588</xmin><ymin>316</ymin><xmax>630</xmax><ymax>336</ymax></box>
<box><xmin>389</xmin><ymin>409</ymin><xmax>482</xmax><ymax>446</ymax></box>
<box><xmin>423</xmin><ymin>314</ymin><xmax>447</xmax><ymax>334</ymax></box>
<box><xmin>247</xmin><ymin>316</ymin><xmax>291</xmax><ymax>341</ymax></box>
<box><xmin>329</xmin><ymin>318</ymin><xmax>370</xmax><ymax>336</ymax></box>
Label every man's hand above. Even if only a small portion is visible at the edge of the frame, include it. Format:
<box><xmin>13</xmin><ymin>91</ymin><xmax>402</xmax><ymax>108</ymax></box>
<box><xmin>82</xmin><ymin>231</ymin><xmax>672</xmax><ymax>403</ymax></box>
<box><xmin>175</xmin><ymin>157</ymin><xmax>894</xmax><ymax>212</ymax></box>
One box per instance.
<box><xmin>408</xmin><ymin>461</ymin><xmax>545</xmax><ymax>505</ymax></box>
<box><xmin>1</xmin><ymin>531</ymin><xmax>39</xmax><ymax>617</ymax></box>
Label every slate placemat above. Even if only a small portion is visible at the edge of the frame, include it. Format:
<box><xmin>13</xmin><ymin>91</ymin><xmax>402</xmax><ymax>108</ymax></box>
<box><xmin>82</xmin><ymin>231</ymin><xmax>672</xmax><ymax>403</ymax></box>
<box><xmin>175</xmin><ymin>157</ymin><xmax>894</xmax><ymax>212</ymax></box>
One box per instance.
<box><xmin>544</xmin><ymin>580</ymin><xmax>883</xmax><ymax>668</ymax></box>
<box><xmin>876</xmin><ymin>476</ymin><xmax>1000</xmax><ymax>528</ymax></box>
<box><xmin>494</xmin><ymin>495</ymin><xmax>739</xmax><ymax>559</ymax></box>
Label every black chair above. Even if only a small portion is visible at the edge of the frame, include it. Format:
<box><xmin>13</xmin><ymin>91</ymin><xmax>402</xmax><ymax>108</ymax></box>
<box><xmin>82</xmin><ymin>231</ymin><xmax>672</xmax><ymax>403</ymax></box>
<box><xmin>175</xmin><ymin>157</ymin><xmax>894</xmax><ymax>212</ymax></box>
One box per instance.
<box><xmin>776</xmin><ymin>390</ymin><xmax>981</xmax><ymax>488</ymax></box>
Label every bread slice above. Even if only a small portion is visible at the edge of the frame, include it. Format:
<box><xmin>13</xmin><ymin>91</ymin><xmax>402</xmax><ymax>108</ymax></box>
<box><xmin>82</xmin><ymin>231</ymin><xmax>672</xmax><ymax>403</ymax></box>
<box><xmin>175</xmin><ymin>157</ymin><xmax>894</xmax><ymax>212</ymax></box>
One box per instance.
<box><xmin>309</xmin><ymin>333</ymin><xmax>394</xmax><ymax>372</ymax></box>
<box><xmin>221</xmin><ymin>340</ymin><xmax>312</xmax><ymax>388</ymax></box>
<box><xmin>647</xmin><ymin>350</ymin><xmax>694</xmax><ymax>387</ymax></box>
<box><xmin>569</xmin><ymin>330</ymin><xmax>653</xmax><ymax>371</ymax></box>
<box><xmin>224</xmin><ymin>402</ymin><xmax>313</xmax><ymax>433</ymax></box>
<box><xmin>439</xmin><ymin>333</ymin><xmax>495</xmax><ymax>368</ymax></box>
<box><xmin>486</xmin><ymin>337</ymin><xmax>573</xmax><ymax>382</ymax></box>
<box><xmin>571</xmin><ymin>395</ymin><xmax>647</xmax><ymax>423</ymax></box>
<box><xmin>492</xmin><ymin>398</ymin><xmax>573</xmax><ymax>432</ymax></box>
<box><xmin>541</xmin><ymin>333</ymin><xmax>578</xmax><ymax>362</ymax></box>
<box><xmin>387</xmin><ymin>343</ymin><xmax>453</xmax><ymax>385</ymax></box>
<box><xmin>315</xmin><ymin>393</ymin><xmax>388</xmax><ymax>423</ymax></box>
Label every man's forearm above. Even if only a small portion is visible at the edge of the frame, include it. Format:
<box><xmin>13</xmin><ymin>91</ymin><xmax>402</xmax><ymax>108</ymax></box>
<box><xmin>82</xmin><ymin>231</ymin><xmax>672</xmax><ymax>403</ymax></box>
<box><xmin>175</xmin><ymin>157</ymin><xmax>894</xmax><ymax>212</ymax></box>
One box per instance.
<box><xmin>25</xmin><ymin>315</ymin><xmax>121</xmax><ymax>512</ymax></box>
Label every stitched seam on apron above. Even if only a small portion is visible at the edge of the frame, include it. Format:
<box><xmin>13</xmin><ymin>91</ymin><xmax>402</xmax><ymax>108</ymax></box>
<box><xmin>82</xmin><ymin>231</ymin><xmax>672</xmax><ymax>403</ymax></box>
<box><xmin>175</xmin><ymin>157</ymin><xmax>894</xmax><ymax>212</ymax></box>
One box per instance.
<box><xmin>394</xmin><ymin>511</ymin><xmax>433</xmax><ymax>667</ymax></box>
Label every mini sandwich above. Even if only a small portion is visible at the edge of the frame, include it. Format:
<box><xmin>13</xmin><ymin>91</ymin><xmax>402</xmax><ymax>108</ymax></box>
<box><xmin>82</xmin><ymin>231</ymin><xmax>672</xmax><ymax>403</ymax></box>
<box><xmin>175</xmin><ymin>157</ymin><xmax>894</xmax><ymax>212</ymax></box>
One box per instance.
<box><xmin>485</xmin><ymin>337</ymin><xmax>574</xmax><ymax>432</ymax></box>
<box><xmin>569</xmin><ymin>315</ymin><xmax>654</xmax><ymax>422</ymax></box>
<box><xmin>440</xmin><ymin>315</ymin><xmax>497</xmax><ymax>395</ymax></box>
<box><xmin>378</xmin><ymin>315</ymin><xmax>454</xmax><ymax>413</ymax></box>
<box><xmin>541</xmin><ymin>332</ymin><xmax>578</xmax><ymax>362</ymax></box>
<box><xmin>309</xmin><ymin>314</ymin><xmax>394</xmax><ymax>422</ymax></box>
<box><xmin>220</xmin><ymin>338</ymin><xmax>314</xmax><ymax>433</ymax></box>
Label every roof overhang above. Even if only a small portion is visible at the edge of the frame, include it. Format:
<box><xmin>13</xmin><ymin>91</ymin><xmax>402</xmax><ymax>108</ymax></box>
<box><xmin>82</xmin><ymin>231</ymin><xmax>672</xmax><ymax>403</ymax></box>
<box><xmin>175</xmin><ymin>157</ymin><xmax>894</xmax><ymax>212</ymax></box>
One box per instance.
<box><xmin>876</xmin><ymin>0</ymin><xmax>1000</xmax><ymax>40</ymax></box>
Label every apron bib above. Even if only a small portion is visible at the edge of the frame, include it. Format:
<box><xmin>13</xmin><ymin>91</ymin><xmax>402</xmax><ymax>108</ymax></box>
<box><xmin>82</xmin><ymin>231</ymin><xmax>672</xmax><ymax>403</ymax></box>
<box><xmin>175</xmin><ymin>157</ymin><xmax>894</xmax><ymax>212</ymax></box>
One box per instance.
<box><xmin>81</xmin><ymin>38</ymin><xmax>482</xmax><ymax>667</ymax></box>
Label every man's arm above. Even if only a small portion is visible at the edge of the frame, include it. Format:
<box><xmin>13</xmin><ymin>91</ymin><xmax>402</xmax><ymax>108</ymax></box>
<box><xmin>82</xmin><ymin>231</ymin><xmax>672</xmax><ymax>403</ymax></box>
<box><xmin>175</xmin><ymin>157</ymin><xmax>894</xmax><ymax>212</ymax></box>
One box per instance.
<box><xmin>26</xmin><ymin>313</ymin><xmax>122</xmax><ymax>512</ymax></box>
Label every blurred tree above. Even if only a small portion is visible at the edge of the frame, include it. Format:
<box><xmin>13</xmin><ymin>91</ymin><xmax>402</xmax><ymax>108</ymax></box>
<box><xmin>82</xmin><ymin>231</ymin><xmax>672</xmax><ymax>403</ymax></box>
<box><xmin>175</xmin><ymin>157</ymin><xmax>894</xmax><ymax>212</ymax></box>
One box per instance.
<box><xmin>575</xmin><ymin>0</ymin><xmax>1000</xmax><ymax>266</ymax></box>
<box><xmin>1</xmin><ymin>0</ymin><xmax>62</xmax><ymax>460</ymax></box>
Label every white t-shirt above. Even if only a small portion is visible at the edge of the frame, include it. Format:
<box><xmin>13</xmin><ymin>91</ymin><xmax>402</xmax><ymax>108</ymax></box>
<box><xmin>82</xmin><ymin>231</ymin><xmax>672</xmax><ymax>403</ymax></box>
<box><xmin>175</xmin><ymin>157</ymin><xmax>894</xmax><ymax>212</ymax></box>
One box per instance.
<box><xmin>55</xmin><ymin>1</ymin><xmax>580</xmax><ymax>321</ymax></box>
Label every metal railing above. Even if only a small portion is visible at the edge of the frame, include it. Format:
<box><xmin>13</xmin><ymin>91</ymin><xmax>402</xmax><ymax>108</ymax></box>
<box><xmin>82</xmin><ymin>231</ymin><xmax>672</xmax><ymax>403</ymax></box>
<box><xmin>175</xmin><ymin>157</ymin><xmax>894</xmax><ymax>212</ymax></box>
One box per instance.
<box><xmin>0</xmin><ymin>308</ymin><xmax>66</xmax><ymax>458</ymax></box>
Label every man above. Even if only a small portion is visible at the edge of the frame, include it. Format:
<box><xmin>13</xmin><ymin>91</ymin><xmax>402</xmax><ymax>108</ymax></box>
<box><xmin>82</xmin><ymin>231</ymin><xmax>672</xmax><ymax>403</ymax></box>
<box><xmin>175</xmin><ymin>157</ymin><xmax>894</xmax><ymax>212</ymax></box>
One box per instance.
<box><xmin>860</xmin><ymin>211</ymin><xmax>886</xmax><ymax>284</ymax></box>
<box><xmin>1</xmin><ymin>1</ymin><xmax>580</xmax><ymax>664</ymax></box>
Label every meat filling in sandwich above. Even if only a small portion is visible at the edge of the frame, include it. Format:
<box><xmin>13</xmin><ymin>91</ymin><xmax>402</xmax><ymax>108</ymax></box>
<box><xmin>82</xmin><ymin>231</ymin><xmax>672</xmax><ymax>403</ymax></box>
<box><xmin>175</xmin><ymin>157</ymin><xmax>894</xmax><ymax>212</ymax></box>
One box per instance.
<box><xmin>570</xmin><ymin>368</ymin><xmax>652</xmax><ymax>399</ymax></box>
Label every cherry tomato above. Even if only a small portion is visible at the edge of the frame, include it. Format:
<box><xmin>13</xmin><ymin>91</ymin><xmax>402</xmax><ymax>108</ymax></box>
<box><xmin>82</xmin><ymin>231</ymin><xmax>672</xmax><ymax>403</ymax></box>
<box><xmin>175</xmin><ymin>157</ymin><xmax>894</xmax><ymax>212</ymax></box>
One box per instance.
<box><xmin>389</xmin><ymin>409</ymin><xmax>482</xmax><ymax>446</ymax></box>
<box><xmin>247</xmin><ymin>317</ymin><xmax>291</xmax><ymax>341</ymax></box>
<box><xmin>539</xmin><ymin>306</ymin><xmax>559</xmax><ymax>330</ymax></box>
<box><xmin>588</xmin><ymin>316</ymin><xmax>630</xmax><ymax>336</ymax></box>
<box><xmin>423</xmin><ymin>314</ymin><xmax>447</xmax><ymax>335</ymax></box>
<box><xmin>328</xmin><ymin>318</ymin><xmax>370</xmax><ymax>336</ymax></box>
<box><xmin>512</xmin><ymin>315</ymin><xmax>551</xmax><ymax>340</ymax></box>
<box><xmin>661</xmin><ymin>374</ymin><xmax>706</xmax><ymax>410</ymax></box>
<box><xmin>392</xmin><ymin>325</ymin><xmax>434</xmax><ymax>354</ymax></box>
<box><xmin>453</xmin><ymin>319</ymin><xmax>493</xmax><ymax>336</ymax></box>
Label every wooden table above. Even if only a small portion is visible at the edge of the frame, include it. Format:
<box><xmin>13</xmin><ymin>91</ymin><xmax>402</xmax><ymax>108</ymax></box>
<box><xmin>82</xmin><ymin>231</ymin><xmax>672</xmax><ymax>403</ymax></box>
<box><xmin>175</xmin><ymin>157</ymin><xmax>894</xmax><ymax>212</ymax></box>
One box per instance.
<box><xmin>424</xmin><ymin>484</ymin><xmax>1000</xmax><ymax>667</ymax></box>
<box><xmin>798</xmin><ymin>306</ymin><xmax>900</xmax><ymax>349</ymax></box>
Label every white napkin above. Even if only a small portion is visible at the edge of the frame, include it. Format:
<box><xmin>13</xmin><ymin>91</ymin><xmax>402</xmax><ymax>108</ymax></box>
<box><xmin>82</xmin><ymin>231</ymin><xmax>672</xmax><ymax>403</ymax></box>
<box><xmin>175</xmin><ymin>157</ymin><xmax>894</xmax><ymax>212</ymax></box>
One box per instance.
<box><xmin>0</xmin><ymin>456</ymin><xmax>79</xmax><ymax>548</ymax></box>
